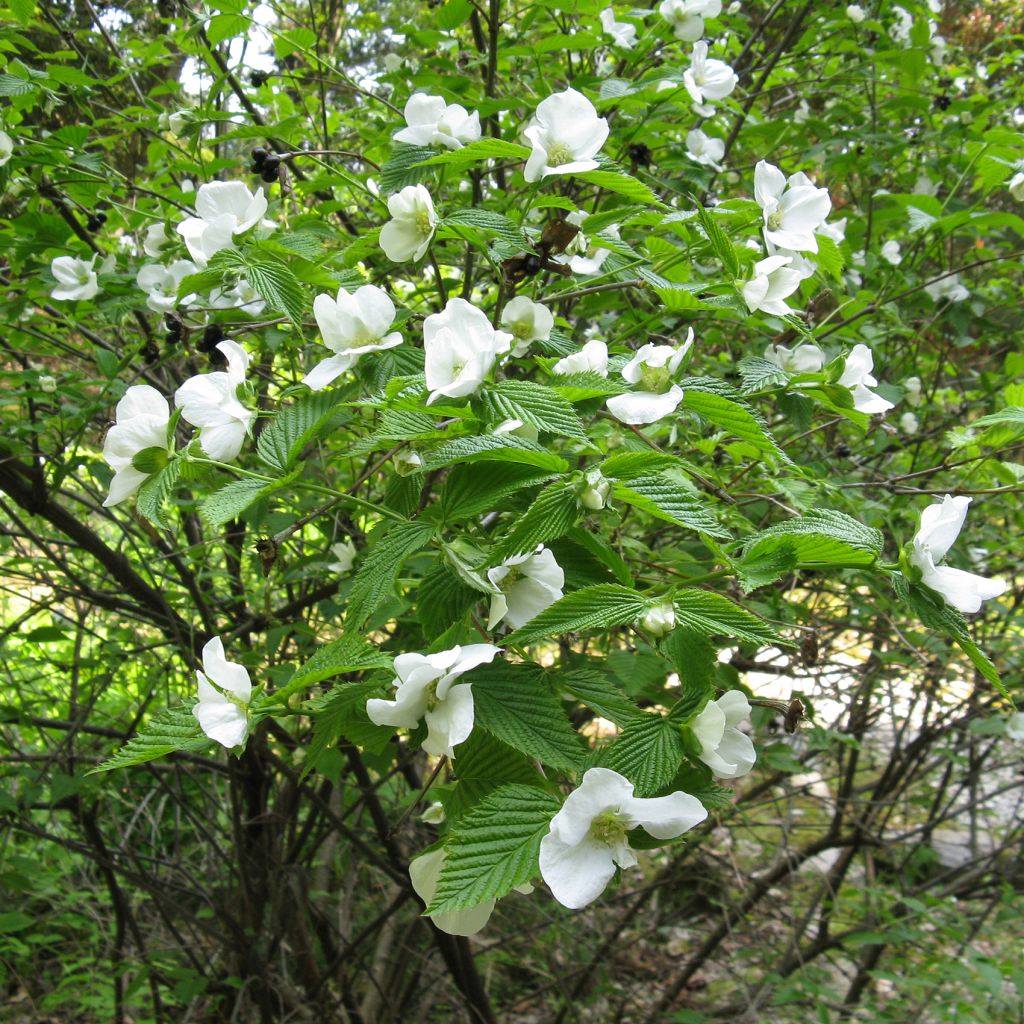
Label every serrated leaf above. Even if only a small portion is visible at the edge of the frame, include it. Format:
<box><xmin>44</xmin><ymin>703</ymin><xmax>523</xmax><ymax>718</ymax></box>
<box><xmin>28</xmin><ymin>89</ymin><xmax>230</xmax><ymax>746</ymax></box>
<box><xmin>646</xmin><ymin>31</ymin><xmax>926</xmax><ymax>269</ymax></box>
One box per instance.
<box><xmin>564</xmin><ymin>526</ymin><xmax>633</xmax><ymax>587</ymax></box>
<box><xmin>613</xmin><ymin>474</ymin><xmax>731</xmax><ymax>539</ymax></box>
<box><xmin>379</xmin><ymin>144</ymin><xmax>435</xmax><ymax>194</ymax></box>
<box><xmin>200</xmin><ymin>478</ymin><xmax>272</xmax><ymax>528</ymax></box>
<box><xmin>302</xmin><ymin>681</ymin><xmax>389</xmax><ymax>777</ymax></box>
<box><xmin>504</xmin><ymin>584</ymin><xmax>648</xmax><ymax>646</ymax></box>
<box><xmin>257</xmin><ymin>390</ymin><xmax>346</xmax><ymax>472</ymax></box>
<box><xmin>441</xmin><ymin>461</ymin><xmax>557</xmax><ymax>522</ymax></box>
<box><xmin>417</xmin><ymin>561</ymin><xmax>480</xmax><ymax>639</ymax></box>
<box><xmin>429</xmin><ymin>784</ymin><xmax>559</xmax><ymax>913</ymax></box>
<box><xmin>88</xmin><ymin>707</ymin><xmax>211</xmax><ymax>773</ymax></box>
<box><xmin>480</xmin><ymin>380</ymin><xmax>587</xmax><ymax>439</ymax></box>
<box><xmin>549</xmin><ymin>371</ymin><xmax>628</xmax><ymax>401</ymax></box>
<box><xmin>738</xmin><ymin>356</ymin><xmax>791</xmax><ymax>393</ymax></box>
<box><xmin>662</xmin><ymin>629</ymin><xmax>716</xmax><ymax>719</ymax></box>
<box><xmin>575</xmin><ymin>168</ymin><xmax>662</xmax><ymax>206</ymax></box>
<box><xmin>270</xmin><ymin>634</ymin><xmax>392</xmax><ymax>703</ymax></box>
<box><xmin>673</xmin><ymin>590</ymin><xmax>788</xmax><ymax>647</ymax></box>
<box><xmin>595</xmin><ymin>713</ymin><xmax>686</xmax><ymax>796</ymax></box>
<box><xmin>488</xmin><ymin>483</ymin><xmax>580</xmax><ymax>563</ymax></box>
<box><xmin>814</xmin><ymin>234</ymin><xmax>845</xmax><ymax>281</ymax></box>
<box><xmin>425</xmin><ymin>434</ymin><xmax>569</xmax><ymax>473</ymax></box>
<box><xmin>413</xmin><ymin>138</ymin><xmax>531</xmax><ymax>167</ymax></box>
<box><xmin>601</xmin><ymin>451</ymin><xmax>680</xmax><ymax>478</ymax></box>
<box><xmin>694</xmin><ymin>204</ymin><xmax>739</xmax><ymax>277</ymax></box>
<box><xmin>446</xmin><ymin>731</ymin><xmax>539</xmax><ymax>821</ymax></box>
<box><xmin>559</xmin><ymin>668</ymin><xmax>643</xmax><ymax>728</ymax></box>
<box><xmin>243</xmin><ymin>251</ymin><xmax>307</xmax><ymax>326</ymax></box>
<box><xmin>443</xmin><ymin>208</ymin><xmax>530</xmax><ymax>250</ymax></box>
<box><xmin>683</xmin><ymin>390</ymin><xmax>790</xmax><ymax>464</ymax></box>
<box><xmin>470</xmin><ymin>663</ymin><xmax>586</xmax><ymax>771</ymax></box>
<box><xmin>135</xmin><ymin>458</ymin><xmax>181</xmax><ymax>530</ymax></box>
<box><xmin>346</xmin><ymin>519</ymin><xmax>435</xmax><ymax>626</ymax></box>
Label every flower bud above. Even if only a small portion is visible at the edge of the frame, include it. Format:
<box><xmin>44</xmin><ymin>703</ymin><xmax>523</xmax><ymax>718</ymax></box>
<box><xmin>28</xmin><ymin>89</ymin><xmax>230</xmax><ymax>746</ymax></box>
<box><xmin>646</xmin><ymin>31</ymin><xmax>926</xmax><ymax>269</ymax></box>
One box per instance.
<box><xmin>640</xmin><ymin>602</ymin><xmax>675</xmax><ymax>637</ymax></box>
<box><xmin>394</xmin><ymin>449</ymin><xmax>423</xmax><ymax>476</ymax></box>
<box><xmin>39</xmin><ymin>375</ymin><xmax>57</xmax><ymax>393</ymax></box>
<box><xmin>578</xmin><ymin>468</ymin><xmax>611</xmax><ymax>511</ymax></box>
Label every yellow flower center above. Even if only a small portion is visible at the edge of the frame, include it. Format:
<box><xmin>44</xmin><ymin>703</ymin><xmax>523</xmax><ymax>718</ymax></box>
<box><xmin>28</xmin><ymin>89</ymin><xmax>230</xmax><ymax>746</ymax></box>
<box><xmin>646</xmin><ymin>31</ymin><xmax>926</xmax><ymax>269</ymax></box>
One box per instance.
<box><xmin>547</xmin><ymin>142</ymin><xmax>575</xmax><ymax>167</ymax></box>
<box><xmin>590</xmin><ymin>811</ymin><xmax>628</xmax><ymax>845</ymax></box>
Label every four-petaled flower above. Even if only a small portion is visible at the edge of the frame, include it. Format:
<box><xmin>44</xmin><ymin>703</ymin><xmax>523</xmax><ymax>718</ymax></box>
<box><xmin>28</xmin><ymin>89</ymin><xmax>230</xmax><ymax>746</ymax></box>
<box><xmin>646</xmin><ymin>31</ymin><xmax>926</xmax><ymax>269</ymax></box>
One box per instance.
<box><xmin>379</xmin><ymin>184</ymin><xmax>438</xmax><ymax>262</ymax></box>
<box><xmin>500</xmin><ymin>296</ymin><xmax>554</xmax><ymax>357</ymax></box>
<box><xmin>754</xmin><ymin>161</ymin><xmax>832</xmax><ymax>253</ymax></box>
<box><xmin>366</xmin><ymin>644</ymin><xmax>502</xmax><ymax>758</ymax></box>
<box><xmin>683</xmin><ymin>41</ymin><xmax>738</xmax><ymax>116</ymax></box>
<box><xmin>523</xmin><ymin>88</ymin><xmax>609</xmax><ymax>183</ymax></box>
<box><xmin>423</xmin><ymin>298</ymin><xmax>512</xmax><ymax>404</ymax></box>
<box><xmin>0</xmin><ymin>129</ymin><xmax>13</xmax><ymax>166</ymax></box>
<box><xmin>742</xmin><ymin>255</ymin><xmax>803</xmax><ymax>316</ymax></box>
<box><xmin>193</xmin><ymin>636</ymin><xmax>252</xmax><ymax>749</ymax></box>
<box><xmin>394</xmin><ymin>94</ymin><xmax>481</xmax><ymax>150</ymax></box>
<box><xmin>685</xmin><ymin>128</ymin><xmax>725</xmax><ymax>169</ymax></box>
<box><xmin>691</xmin><ymin>691</ymin><xmax>757</xmax><ymax>778</ymax></box>
<box><xmin>924</xmin><ymin>274</ymin><xmax>969</xmax><ymax>304</ymax></box>
<box><xmin>177</xmin><ymin>181</ymin><xmax>268</xmax><ymax>267</ymax></box>
<box><xmin>838</xmin><ymin>344</ymin><xmax>893</xmax><ymax>415</ymax></box>
<box><xmin>763</xmin><ymin>343</ymin><xmax>825</xmax><ymax>373</ymax></box>
<box><xmin>327</xmin><ymin>538</ymin><xmax>357</xmax><ymax>574</ymax></box>
<box><xmin>175</xmin><ymin>339</ymin><xmax>255</xmax><ymax>461</ymax></box>
<box><xmin>606</xmin><ymin>332</ymin><xmax>692</xmax><ymax>425</ymax></box>
<box><xmin>599</xmin><ymin>7</ymin><xmax>637</xmax><ymax>48</ymax></box>
<box><xmin>881</xmin><ymin>239</ymin><xmax>902</xmax><ymax>265</ymax></box>
<box><xmin>539</xmin><ymin>767</ymin><xmax>707</xmax><ymax>909</ymax></box>
<box><xmin>909</xmin><ymin>495</ymin><xmax>1005</xmax><ymax>613</ymax></box>
<box><xmin>305</xmin><ymin>284</ymin><xmax>403</xmax><ymax>390</ymax></box>
<box><xmin>487</xmin><ymin>545</ymin><xmax>565</xmax><ymax>630</ymax></box>
<box><xmin>659</xmin><ymin>0</ymin><xmax>721</xmax><ymax>42</ymax></box>
<box><xmin>102</xmin><ymin>385</ymin><xmax>172</xmax><ymax>507</ymax></box>
<box><xmin>136</xmin><ymin>260</ymin><xmax>198</xmax><ymax>314</ymax></box>
<box><xmin>50</xmin><ymin>255</ymin><xmax>100</xmax><ymax>301</ymax></box>
<box><xmin>553</xmin><ymin>339</ymin><xmax>609</xmax><ymax>377</ymax></box>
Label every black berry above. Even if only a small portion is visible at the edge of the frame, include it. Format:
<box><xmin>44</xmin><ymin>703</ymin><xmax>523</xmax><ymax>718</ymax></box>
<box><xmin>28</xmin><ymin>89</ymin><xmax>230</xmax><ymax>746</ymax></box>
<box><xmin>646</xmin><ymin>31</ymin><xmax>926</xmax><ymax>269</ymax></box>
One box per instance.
<box><xmin>208</xmin><ymin>346</ymin><xmax>228</xmax><ymax>369</ymax></box>
<box><xmin>251</xmin><ymin>147</ymin><xmax>267</xmax><ymax>166</ymax></box>
<box><xmin>199</xmin><ymin>323</ymin><xmax>225</xmax><ymax>353</ymax></box>
<box><xmin>86</xmin><ymin>214</ymin><xmax>103</xmax><ymax>232</ymax></box>
<box><xmin>627</xmin><ymin>143</ymin><xmax>653</xmax><ymax>168</ymax></box>
<box><xmin>250</xmin><ymin>70</ymin><xmax>269</xmax><ymax>87</ymax></box>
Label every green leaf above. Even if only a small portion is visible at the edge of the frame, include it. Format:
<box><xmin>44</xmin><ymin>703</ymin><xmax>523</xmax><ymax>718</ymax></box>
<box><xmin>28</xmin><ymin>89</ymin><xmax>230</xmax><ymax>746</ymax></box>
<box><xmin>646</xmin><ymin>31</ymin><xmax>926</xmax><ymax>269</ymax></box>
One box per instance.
<box><xmin>270</xmin><ymin>634</ymin><xmax>392</xmax><ymax>702</ymax></box>
<box><xmin>738</xmin><ymin>356</ymin><xmax>791</xmax><ymax>393</ymax></box>
<box><xmin>504</xmin><ymin>584</ymin><xmax>648</xmax><ymax>646</ymax></box>
<box><xmin>814</xmin><ymin>234</ymin><xmax>845</xmax><ymax>281</ymax></box>
<box><xmin>302</xmin><ymin>682</ymin><xmax>389</xmax><ymax>777</ymax></box>
<box><xmin>683</xmin><ymin>390</ymin><xmax>790</xmax><ymax>464</ymax></box>
<box><xmin>559</xmin><ymin>668</ymin><xmax>644</xmax><ymax>728</ymax></box>
<box><xmin>443</xmin><ymin>208</ymin><xmax>530</xmax><ymax>250</ymax></box>
<box><xmin>135</xmin><ymin>458</ymin><xmax>181</xmax><ymax>530</ymax></box>
<box><xmin>417</xmin><ymin>561</ymin><xmax>480</xmax><ymax>639</ymax></box>
<box><xmin>206</xmin><ymin>246</ymin><xmax>306</xmax><ymax>326</ymax></box>
<box><xmin>613</xmin><ymin>474</ymin><xmax>731</xmax><ymax>539</ymax></box>
<box><xmin>414</xmin><ymin>138</ymin><xmax>531</xmax><ymax>168</ymax></box>
<box><xmin>446</xmin><ymin>731</ymin><xmax>539</xmax><ymax>821</ymax></box>
<box><xmin>564</xmin><ymin>526</ymin><xmax>634</xmax><ymax>587</ymax></box>
<box><xmin>425</xmin><ymin>434</ymin><xmax>569</xmax><ymax>473</ymax></box>
<box><xmin>89</xmin><ymin>707</ymin><xmax>211</xmax><ymax>774</ymax></box>
<box><xmin>575</xmin><ymin>168</ymin><xmax>662</xmax><ymax>206</ymax></box>
<box><xmin>379</xmin><ymin>144</ymin><xmax>435</xmax><ymax>194</ymax></box>
<box><xmin>673</xmin><ymin>590</ymin><xmax>788</xmax><ymax>647</ymax></box>
<box><xmin>429</xmin><ymin>784</ymin><xmax>559</xmax><ymax>913</ymax></box>
<box><xmin>601</xmin><ymin>451</ymin><xmax>680</xmax><ymax>478</ymax></box>
<box><xmin>479</xmin><ymin>380</ymin><xmax>588</xmax><ymax>439</ymax></box>
<box><xmin>662</xmin><ymin>630</ymin><xmax>716</xmax><ymax>719</ymax></box>
<box><xmin>436</xmin><ymin>0</ymin><xmax>473</xmax><ymax>30</ymax></box>
<box><xmin>200</xmin><ymin>478</ymin><xmax>273</xmax><ymax>529</ymax></box>
<box><xmin>441</xmin><ymin>461</ymin><xmax>558</xmax><ymax>522</ymax></box>
<box><xmin>257</xmin><ymin>390</ymin><xmax>346</xmax><ymax>472</ymax></box>
<box><xmin>595</xmin><ymin>713</ymin><xmax>686</xmax><ymax>796</ymax></box>
<box><xmin>471</xmin><ymin>663</ymin><xmax>586</xmax><ymax>771</ymax></box>
<box><xmin>694</xmin><ymin>203</ymin><xmax>740</xmax><ymax>277</ymax></box>
<box><xmin>488</xmin><ymin>483</ymin><xmax>581</xmax><ymax>563</ymax></box>
<box><xmin>345</xmin><ymin>519</ymin><xmax>435</xmax><ymax>626</ymax></box>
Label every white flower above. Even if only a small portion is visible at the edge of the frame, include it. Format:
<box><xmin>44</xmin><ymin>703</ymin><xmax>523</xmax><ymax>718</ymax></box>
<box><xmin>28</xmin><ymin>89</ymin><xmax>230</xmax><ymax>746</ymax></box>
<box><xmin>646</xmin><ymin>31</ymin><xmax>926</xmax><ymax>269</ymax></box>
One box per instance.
<box><xmin>101</xmin><ymin>385</ymin><xmax>172</xmax><ymax>507</ymax></box>
<box><xmin>394</xmin><ymin>449</ymin><xmax>424</xmax><ymax>475</ymax></box>
<box><xmin>379</xmin><ymin>184</ymin><xmax>437</xmax><ymax>262</ymax></box>
<box><xmin>366</xmin><ymin>644</ymin><xmax>502</xmax><ymax>757</ymax></box>
<box><xmin>50</xmin><ymin>255</ymin><xmax>99</xmax><ymax>301</ymax></box>
<box><xmin>924</xmin><ymin>274</ymin><xmax>969</xmax><ymax>304</ymax></box>
<box><xmin>523</xmin><ymin>88</ymin><xmax>609</xmax><ymax>183</ymax></box>
<box><xmin>487</xmin><ymin>546</ymin><xmax>564</xmax><ymax>630</ymax></box>
<box><xmin>579</xmin><ymin>468</ymin><xmax>612</xmax><ymax>511</ymax></box>
<box><xmin>193</xmin><ymin>636</ymin><xmax>252</xmax><ymax>749</ymax></box>
<box><xmin>818</xmin><ymin>215</ymin><xmax>847</xmax><ymax>244</ymax></box>
<box><xmin>383</xmin><ymin>53</ymin><xmax>403</xmax><ymax>73</ymax></box>
<box><xmin>881</xmin><ymin>239</ymin><xmax>902</xmax><ymax>265</ymax></box>
<box><xmin>39</xmin><ymin>375</ymin><xmax>57</xmax><ymax>393</ymax></box>
<box><xmin>903</xmin><ymin>375</ymin><xmax>923</xmax><ymax>407</ymax></box>
<box><xmin>763</xmin><ymin>343</ymin><xmax>825</xmax><ymax>374</ymax></box>
<box><xmin>754</xmin><ymin>161</ymin><xmax>831</xmax><ymax>253</ymax></box>
<box><xmin>500</xmin><ymin>296</ymin><xmax>554</xmax><ymax>357</ymax></box>
<box><xmin>683</xmin><ymin>41</ymin><xmax>738</xmax><ymax>114</ymax></box>
<box><xmin>659</xmin><ymin>0</ymin><xmax>721</xmax><ymax>42</ymax></box>
<box><xmin>685</xmin><ymin>128</ymin><xmax>725</xmax><ymax>170</ymax></box>
<box><xmin>423</xmin><ymin>298</ymin><xmax>512</xmax><ymax>405</ymax></box>
<box><xmin>742</xmin><ymin>255</ymin><xmax>803</xmax><ymax>316</ymax></box>
<box><xmin>553</xmin><ymin>339</ymin><xmax>609</xmax><ymax>377</ymax></box>
<box><xmin>168</xmin><ymin>109</ymin><xmax>192</xmax><ymax>135</ymax></box>
<box><xmin>838</xmin><ymin>344</ymin><xmax>893</xmax><ymax>415</ymax></box>
<box><xmin>394</xmin><ymin>94</ymin><xmax>482</xmax><ymax>150</ymax></box>
<box><xmin>539</xmin><ymin>767</ymin><xmax>707</xmax><ymax>909</ymax></box>
<box><xmin>177</xmin><ymin>181</ymin><xmax>268</xmax><ymax>267</ymax></box>
<box><xmin>846</xmin><ymin>4</ymin><xmax>865</xmax><ymax>22</ymax></box>
<box><xmin>606</xmin><ymin>333</ymin><xmax>692</xmax><ymax>426</ymax></box>
<box><xmin>794</xmin><ymin>99</ymin><xmax>811</xmax><ymax>124</ymax></box>
<box><xmin>492</xmin><ymin>418</ymin><xmax>540</xmax><ymax>442</ymax></box>
<box><xmin>174</xmin><ymin>339</ymin><xmax>255</xmax><ymax>461</ymax></box>
<box><xmin>692</xmin><ymin>691</ymin><xmax>756</xmax><ymax>778</ymax></box>
<box><xmin>142</xmin><ymin>222</ymin><xmax>170</xmax><ymax>258</ymax></box>
<box><xmin>910</xmin><ymin>495</ymin><xmax>1005</xmax><ymax>613</ymax></box>
<box><xmin>420</xmin><ymin>801</ymin><xmax>446</xmax><ymax>824</ymax></box>
<box><xmin>136</xmin><ymin>260</ymin><xmax>198</xmax><ymax>314</ymax></box>
<box><xmin>410</xmin><ymin>847</ymin><xmax>495</xmax><ymax>936</ymax></box>
<box><xmin>640</xmin><ymin>603</ymin><xmax>675</xmax><ymax>637</ymax></box>
<box><xmin>900</xmin><ymin>411</ymin><xmax>920</xmax><ymax>434</ymax></box>
<box><xmin>1005</xmin><ymin>712</ymin><xmax>1024</xmax><ymax>741</ymax></box>
<box><xmin>555</xmin><ymin>211</ymin><xmax>619</xmax><ymax>276</ymax></box>
<box><xmin>208</xmin><ymin>279</ymin><xmax>266</xmax><ymax>315</ymax></box>
<box><xmin>327</xmin><ymin>539</ymin><xmax>357</xmax><ymax>574</ymax></box>
<box><xmin>0</xmin><ymin>129</ymin><xmax>12</xmax><ymax>165</ymax></box>
<box><xmin>893</xmin><ymin>6</ymin><xmax>913</xmax><ymax>43</ymax></box>
<box><xmin>304</xmin><ymin>284</ymin><xmax>403</xmax><ymax>390</ymax></box>
<box><xmin>600</xmin><ymin>7</ymin><xmax>637</xmax><ymax>47</ymax></box>
<box><xmin>1009</xmin><ymin>172</ymin><xmax>1024</xmax><ymax>202</ymax></box>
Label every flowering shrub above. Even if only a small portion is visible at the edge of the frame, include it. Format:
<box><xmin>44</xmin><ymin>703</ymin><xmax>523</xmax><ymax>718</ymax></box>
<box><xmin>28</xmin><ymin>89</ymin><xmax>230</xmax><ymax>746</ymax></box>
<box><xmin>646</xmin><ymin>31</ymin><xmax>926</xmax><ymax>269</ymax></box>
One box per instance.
<box><xmin>1</xmin><ymin>0</ymin><xmax>1023</xmax><ymax>1018</ymax></box>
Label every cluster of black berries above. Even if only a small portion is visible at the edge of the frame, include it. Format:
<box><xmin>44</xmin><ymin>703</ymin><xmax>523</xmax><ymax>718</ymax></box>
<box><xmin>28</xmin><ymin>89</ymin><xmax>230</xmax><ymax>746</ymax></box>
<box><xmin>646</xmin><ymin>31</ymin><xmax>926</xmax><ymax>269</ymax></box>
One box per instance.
<box><xmin>250</xmin><ymin>70</ymin><xmax>269</xmax><ymax>87</ymax></box>
<box><xmin>86</xmin><ymin>211</ymin><xmax>108</xmax><ymax>232</ymax></box>
<box><xmin>251</xmin><ymin>147</ymin><xmax>282</xmax><ymax>183</ymax></box>
<box><xmin>627</xmin><ymin>143</ymin><xmax>653</xmax><ymax>169</ymax></box>
<box><xmin>934</xmin><ymin>93</ymin><xmax>952</xmax><ymax>111</ymax></box>
<box><xmin>164</xmin><ymin>313</ymin><xmax>182</xmax><ymax>345</ymax></box>
<box><xmin>199</xmin><ymin>324</ymin><xmax>229</xmax><ymax>366</ymax></box>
